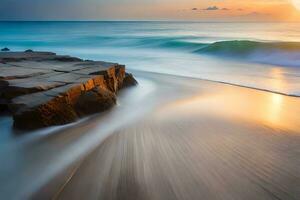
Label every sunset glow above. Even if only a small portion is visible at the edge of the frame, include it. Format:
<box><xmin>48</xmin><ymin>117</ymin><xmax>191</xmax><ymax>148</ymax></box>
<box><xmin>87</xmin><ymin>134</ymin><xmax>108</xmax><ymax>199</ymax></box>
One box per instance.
<box><xmin>292</xmin><ymin>0</ymin><xmax>300</xmax><ymax>10</ymax></box>
<box><xmin>0</xmin><ymin>0</ymin><xmax>300</xmax><ymax>21</ymax></box>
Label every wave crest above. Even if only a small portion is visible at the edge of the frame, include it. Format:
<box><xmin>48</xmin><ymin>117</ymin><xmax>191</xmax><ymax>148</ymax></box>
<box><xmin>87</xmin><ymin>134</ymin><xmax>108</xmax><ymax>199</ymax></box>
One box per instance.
<box><xmin>194</xmin><ymin>40</ymin><xmax>300</xmax><ymax>67</ymax></box>
<box><xmin>80</xmin><ymin>35</ymin><xmax>300</xmax><ymax>67</ymax></box>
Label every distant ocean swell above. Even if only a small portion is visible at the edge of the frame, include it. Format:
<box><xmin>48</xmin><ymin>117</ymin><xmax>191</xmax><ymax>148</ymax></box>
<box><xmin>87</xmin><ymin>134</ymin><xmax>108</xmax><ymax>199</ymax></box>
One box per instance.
<box><xmin>94</xmin><ymin>36</ymin><xmax>300</xmax><ymax>67</ymax></box>
<box><xmin>135</xmin><ymin>38</ymin><xmax>300</xmax><ymax>67</ymax></box>
<box><xmin>194</xmin><ymin>40</ymin><xmax>300</xmax><ymax>67</ymax></box>
<box><xmin>84</xmin><ymin>36</ymin><xmax>300</xmax><ymax>67</ymax></box>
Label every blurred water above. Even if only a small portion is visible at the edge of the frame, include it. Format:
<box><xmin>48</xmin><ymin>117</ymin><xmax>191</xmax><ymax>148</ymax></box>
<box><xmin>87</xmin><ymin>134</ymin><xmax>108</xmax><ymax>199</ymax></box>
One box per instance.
<box><xmin>1</xmin><ymin>21</ymin><xmax>300</xmax><ymax>95</ymax></box>
<box><xmin>0</xmin><ymin>77</ymin><xmax>161</xmax><ymax>199</ymax></box>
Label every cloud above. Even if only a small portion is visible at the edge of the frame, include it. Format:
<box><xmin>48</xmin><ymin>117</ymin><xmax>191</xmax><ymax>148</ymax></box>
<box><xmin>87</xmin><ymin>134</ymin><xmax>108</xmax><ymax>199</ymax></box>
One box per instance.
<box><xmin>204</xmin><ymin>6</ymin><xmax>219</xmax><ymax>11</ymax></box>
<box><xmin>191</xmin><ymin>8</ymin><xmax>198</xmax><ymax>11</ymax></box>
<box><xmin>201</xmin><ymin>6</ymin><xmax>230</xmax><ymax>11</ymax></box>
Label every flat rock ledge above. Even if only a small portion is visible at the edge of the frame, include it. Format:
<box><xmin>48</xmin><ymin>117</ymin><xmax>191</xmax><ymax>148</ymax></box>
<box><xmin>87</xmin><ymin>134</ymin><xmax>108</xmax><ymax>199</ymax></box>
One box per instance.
<box><xmin>0</xmin><ymin>51</ymin><xmax>137</xmax><ymax>130</ymax></box>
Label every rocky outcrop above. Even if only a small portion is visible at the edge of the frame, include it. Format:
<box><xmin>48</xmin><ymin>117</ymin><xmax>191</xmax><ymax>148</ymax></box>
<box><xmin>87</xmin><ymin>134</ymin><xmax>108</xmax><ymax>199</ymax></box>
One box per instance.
<box><xmin>0</xmin><ymin>51</ymin><xmax>137</xmax><ymax>130</ymax></box>
<box><xmin>1</xmin><ymin>47</ymin><xmax>10</xmax><ymax>52</ymax></box>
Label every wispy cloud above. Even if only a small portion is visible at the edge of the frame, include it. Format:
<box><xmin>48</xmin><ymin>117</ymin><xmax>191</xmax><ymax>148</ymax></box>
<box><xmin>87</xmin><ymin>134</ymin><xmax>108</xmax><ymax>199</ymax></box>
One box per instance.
<box><xmin>204</xmin><ymin>6</ymin><xmax>219</xmax><ymax>11</ymax></box>
<box><xmin>199</xmin><ymin>6</ymin><xmax>231</xmax><ymax>11</ymax></box>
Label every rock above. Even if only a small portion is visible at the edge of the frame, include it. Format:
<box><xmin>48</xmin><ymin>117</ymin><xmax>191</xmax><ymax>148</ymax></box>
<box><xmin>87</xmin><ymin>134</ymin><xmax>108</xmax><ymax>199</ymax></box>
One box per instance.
<box><xmin>25</xmin><ymin>49</ymin><xmax>34</xmax><ymax>53</ymax></box>
<box><xmin>0</xmin><ymin>51</ymin><xmax>138</xmax><ymax>130</ymax></box>
<box><xmin>75</xmin><ymin>87</ymin><xmax>116</xmax><ymax>116</ymax></box>
<box><xmin>13</xmin><ymin>95</ymin><xmax>78</xmax><ymax>130</ymax></box>
<box><xmin>51</xmin><ymin>55</ymin><xmax>83</xmax><ymax>62</ymax></box>
<box><xmin>122</xmin><ymin>73</ymin><xmax>138</xmax><ymax>88</ymax></box>
<box><xmin>1</xmin><ymin>47</ymin><xmax>10</xmax><ymax>52</ymax></box>
<box><xmin>0</xmin><ymin>99</ymin><xmax>9</xmax><ymax>112</ymax></box>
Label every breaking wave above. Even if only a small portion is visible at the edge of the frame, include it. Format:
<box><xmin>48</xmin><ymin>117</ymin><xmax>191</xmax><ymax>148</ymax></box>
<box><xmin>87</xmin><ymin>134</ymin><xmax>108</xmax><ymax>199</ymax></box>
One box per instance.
<box><xmin>105</xmin><ymin>36</ymin><xmax>300</xmax><ymax>67</ymax></box>
<box><xmin>194</xmin><ymin>40</ymin><xmax>300</xmax><ymax>67</ymax></box>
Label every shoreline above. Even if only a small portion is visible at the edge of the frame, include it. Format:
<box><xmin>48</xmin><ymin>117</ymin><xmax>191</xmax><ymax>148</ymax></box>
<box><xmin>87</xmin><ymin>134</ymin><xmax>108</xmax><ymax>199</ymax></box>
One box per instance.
<box><xmin>38</xmin><ymin>71</ymin><xmax>300</xmax><ymax>199</ymax></box>
<box><xmin>131</xmin><ymin>69</ymin><xmax>300</xmax><ymax>98</ymax></box>
<box><xmin>0</xmin><ymin>70</ymin><xmax>299</xmax><ymax>199</ymax></box>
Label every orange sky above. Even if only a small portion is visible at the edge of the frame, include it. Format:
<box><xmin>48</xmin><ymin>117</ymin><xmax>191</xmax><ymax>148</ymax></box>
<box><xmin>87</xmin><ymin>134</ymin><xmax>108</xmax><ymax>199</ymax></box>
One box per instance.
<box><xmin>99</xmin><ymin>0</ymin><xmax>300</xmax><ymax>21</ymax></box>
<box><xmin>1</xmin><ymin>0</ymin><xmax>300</xmax><ymax>21</ymax></box>
<box><xmin>136</xmin><ymin>0</ymin><xmax>300</xmax><ymax>21</ymax></box>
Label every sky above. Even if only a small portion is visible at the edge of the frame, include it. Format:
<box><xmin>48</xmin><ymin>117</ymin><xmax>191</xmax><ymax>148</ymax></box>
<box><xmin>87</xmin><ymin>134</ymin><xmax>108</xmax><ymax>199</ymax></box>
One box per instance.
<box><xmin>0</xmin><ymin>0</ymin><xmax>300</xmax><ymax>21</ymax></box>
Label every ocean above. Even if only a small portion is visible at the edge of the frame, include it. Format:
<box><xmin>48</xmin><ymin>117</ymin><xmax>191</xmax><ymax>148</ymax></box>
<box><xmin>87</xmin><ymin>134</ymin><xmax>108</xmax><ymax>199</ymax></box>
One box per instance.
<box><xmin>1</xmin><ymin>21</ymin><xmax>300</xmax><ymax>95</ymax></box>
<box><xmin>1</xmin><ymin>21</ymin><xmax>300</xmax><ymax>199</ymax></box>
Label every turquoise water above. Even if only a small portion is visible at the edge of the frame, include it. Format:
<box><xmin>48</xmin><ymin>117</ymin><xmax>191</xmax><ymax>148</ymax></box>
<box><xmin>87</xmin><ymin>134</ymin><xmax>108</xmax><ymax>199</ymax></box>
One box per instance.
<box><xmin>1</xmin><ymin>21</ymin><xmax>300</xmax><ymax>95</ymax></box>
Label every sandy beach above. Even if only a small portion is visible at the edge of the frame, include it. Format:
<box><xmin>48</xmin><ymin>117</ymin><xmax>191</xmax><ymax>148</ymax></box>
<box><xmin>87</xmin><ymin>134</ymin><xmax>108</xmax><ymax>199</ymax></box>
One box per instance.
<box><xmin>1</xmin><ymin>71</ymin><xmax>295</xmax><ymax>199</ymax></box>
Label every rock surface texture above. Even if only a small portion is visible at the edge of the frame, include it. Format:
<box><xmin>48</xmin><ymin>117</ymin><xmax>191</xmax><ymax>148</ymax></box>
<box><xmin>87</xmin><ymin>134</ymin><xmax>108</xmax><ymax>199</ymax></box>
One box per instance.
<box><xmin>0</xmin><ymin>51</ymin><xmax>137</xmax><ymax>130</ymax></box>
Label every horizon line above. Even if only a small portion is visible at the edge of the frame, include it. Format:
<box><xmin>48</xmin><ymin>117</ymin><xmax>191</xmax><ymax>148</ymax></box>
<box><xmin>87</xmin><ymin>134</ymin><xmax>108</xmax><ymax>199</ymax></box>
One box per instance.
<box><xmin>1</xmin><ymin>20</ymin><xmax>300</xmax><ymax>23</ymax></box>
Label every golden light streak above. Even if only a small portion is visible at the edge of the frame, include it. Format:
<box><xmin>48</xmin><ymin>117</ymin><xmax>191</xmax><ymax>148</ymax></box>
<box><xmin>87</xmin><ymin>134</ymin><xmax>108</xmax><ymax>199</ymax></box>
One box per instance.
<box><xmin>157</xmin><ymin>71</ymin><xmax>300</xmax><ymax>132</ymax></box>
<box><xmin>292</xmin><ymin>0</ymin><xmax>300</xmax><ymax>10</ymax></box>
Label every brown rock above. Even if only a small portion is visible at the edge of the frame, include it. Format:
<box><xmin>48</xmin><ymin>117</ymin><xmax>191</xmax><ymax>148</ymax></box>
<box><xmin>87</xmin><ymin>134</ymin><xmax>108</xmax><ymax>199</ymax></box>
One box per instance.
<box><xmin>75</xmin><ymin>87</ymin><xmax>116</xmax><ymax>116</ymax></box>
<box><xmin>122</xmin><ymin>73</ymin><xmax>138</xmax><ymax>88</ymax></box>
<box><xmin>0</xmin><ymin>51</ymin><xmax>137</xmax><ymax>130</ymax></box>
<box><xmin>13</xmin><ymin>95</ymin><xmax>78</xmax><ymax>130</ymax></box>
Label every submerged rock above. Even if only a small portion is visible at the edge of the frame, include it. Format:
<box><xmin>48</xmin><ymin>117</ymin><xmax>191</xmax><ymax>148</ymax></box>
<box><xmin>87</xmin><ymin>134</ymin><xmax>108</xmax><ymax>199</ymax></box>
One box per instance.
<box><xmin>0</xmin><ymin>51</ymin><xmax>138</xmax><ymax>130</ymax></box>
<box><xmin>1</xmin><ymin>47</ymin><xmax>10</xmax><ymax>52</ymax></box>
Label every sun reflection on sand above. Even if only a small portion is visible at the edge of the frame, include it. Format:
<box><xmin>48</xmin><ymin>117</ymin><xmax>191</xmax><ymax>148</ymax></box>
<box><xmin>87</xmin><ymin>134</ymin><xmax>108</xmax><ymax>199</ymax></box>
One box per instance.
<box><xmin>268</xmin><ymin>93</ymin><xmax>283</xmax><ymax>125</ymax></box>
<box><xmin>266</xmin><ymin>68</ymin><xmax>285</xmax><ymax>126</ymax></box>
<box><xmin>268</xmin><ymin>67</ymin><xmax>287</xmax><ymax>93</ymax></box>
<box><xmin>156</xmin><ymin>78</ymin><xmax>300</xmax><ymax>133</ymax></box>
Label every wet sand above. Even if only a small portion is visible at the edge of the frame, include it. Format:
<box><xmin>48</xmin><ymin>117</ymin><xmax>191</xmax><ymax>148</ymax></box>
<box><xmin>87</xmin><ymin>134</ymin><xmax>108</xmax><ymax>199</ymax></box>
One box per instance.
<box><xmin>1</xmin><ymin>71</ymin><xmax>300</xmax><ymax>199</ymax></box>
<box><xmin>51</xmin><ymin>72</ymin><xmax>300</xmax><ymax>200</ymax></box>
